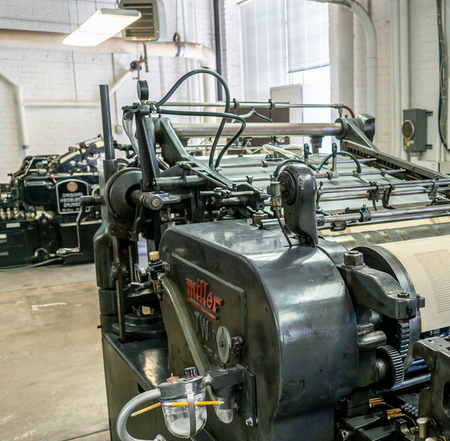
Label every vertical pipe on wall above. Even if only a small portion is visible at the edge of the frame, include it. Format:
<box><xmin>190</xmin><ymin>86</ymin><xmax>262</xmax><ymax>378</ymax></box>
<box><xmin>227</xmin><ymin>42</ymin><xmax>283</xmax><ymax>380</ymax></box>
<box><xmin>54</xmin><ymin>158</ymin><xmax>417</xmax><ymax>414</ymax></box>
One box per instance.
<box><xmin>399</xmin><ymin>0</ymin><xmax>410</xmax><ymax>111</ymax></box>
<box><xmin>390</xmin><ymin>0</ymin><xmax>403</xmax><ymax>158</ymax></box>
<box><xmin>213</xmin><ymin>0</ymin><xmax>223</xmax><ymax>100</ymax></box>
<box><xmin>348</xmin><ymin>0</ymin><xmax>378</xmax><ymax>118</ymax></box>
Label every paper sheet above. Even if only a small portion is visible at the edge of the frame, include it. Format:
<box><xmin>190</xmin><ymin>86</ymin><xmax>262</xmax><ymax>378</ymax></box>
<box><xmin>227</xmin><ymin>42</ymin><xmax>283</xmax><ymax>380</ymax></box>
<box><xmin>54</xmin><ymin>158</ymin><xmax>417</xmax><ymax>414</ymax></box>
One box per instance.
<box><xmin>378</xmin><ymin>236</ymin><xmax>450</xmax><ymax>332</ymax></box>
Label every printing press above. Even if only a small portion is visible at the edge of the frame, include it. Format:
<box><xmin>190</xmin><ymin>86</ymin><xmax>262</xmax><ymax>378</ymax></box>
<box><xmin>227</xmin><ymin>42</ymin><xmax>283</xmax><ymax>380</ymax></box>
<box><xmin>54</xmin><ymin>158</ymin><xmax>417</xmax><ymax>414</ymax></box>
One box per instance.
<box><xmin>73</xmin><ymin>69</ymin><xmax>450</xmax><ymax>441</ymax></box>
<box><xmin>0</xmin><ymin>140</ymin><xmax>103</xmax><ymax>266</ymax></box>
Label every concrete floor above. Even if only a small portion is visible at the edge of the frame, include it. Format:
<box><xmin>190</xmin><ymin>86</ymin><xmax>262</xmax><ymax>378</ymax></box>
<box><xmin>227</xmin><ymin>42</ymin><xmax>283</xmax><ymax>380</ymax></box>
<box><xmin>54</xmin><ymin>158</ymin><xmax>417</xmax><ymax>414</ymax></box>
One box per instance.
<box><xmin>0</xmin><ymin>263</ymin><xmax>110</xmax><ymax>441</ymax></box>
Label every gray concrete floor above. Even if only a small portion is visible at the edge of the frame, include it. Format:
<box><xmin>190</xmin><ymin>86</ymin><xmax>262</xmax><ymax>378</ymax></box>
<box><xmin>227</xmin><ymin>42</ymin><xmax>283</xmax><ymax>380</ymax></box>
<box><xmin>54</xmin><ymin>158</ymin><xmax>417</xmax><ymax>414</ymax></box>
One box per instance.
<box><xmin>0</xmin><ymin>263</ymin><xmax>110</xmax><ymax>441</ymax></box>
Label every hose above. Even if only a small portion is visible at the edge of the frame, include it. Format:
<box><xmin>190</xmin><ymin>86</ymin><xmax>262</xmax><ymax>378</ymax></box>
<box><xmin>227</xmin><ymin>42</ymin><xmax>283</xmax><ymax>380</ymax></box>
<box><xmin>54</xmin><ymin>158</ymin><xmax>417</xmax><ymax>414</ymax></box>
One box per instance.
<box><xmin>116</xmin><ymin>389</ymin><xmax>165</xmax><ymax>441</ymax></box>
<box><xmin>0</xmin><ymin>257</ymin><xmax>63</xmax><ymax>272</ymax></box>
<box><xmin>154</xmin><ymin>68</ymin><xmax>231</xmax><ymax>167</ymax></box>
<box><xmin>316</xmin><ymin>151</ymin><xmax>362</xmax><ymax>174</ymax></box>
<box><xmin>157</xmin><ymin>109</ymin><xmax>246</xmax><ymax>170</ymax></box>
<box><xmin>274</xmin><ymin>159</ymin><xmax>317</xmax><ymax>177</ymax></box>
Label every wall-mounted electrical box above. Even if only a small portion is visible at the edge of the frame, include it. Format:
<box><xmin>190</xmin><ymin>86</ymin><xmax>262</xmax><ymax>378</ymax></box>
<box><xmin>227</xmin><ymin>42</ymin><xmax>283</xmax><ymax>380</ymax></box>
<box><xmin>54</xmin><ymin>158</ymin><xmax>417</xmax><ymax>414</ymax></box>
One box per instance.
<box><xmin>120</xmin><ymin>0</ymin><xmax>167</xmax><ymax>42</ymax></box>
<box><xmin>402</xmin><ymin>108</ymin><xmax>432</xmax><ymax>155</ymax></box>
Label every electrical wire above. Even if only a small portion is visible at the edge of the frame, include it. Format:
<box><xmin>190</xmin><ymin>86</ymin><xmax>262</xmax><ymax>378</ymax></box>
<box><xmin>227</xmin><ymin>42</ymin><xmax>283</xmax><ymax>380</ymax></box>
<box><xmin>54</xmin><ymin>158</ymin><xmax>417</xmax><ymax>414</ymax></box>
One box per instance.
<box><xmin>0</xmin><ymin>258</ymin><xmax>63</xmax><ymax>272</ymax></box>
<box><xmin>274</xmin><ymin>159</ymin><xmax>307</xmax><ymax>177</ymax></box>
<box><xmin>154</xmin><ymin>68</ymin><xmax>231</xmax><ymax>168</ymax></box>
<box><xmin>156</xmin><ymin>108</ymin><xmax>246</xmax><ymax>169</ymax></box>
<box><xmin>437</xmin><ymin>0</ymin><xmax>448</xmax><ymax>150</ymax></box>
<box><xmin>316</xmin><ymin>151</ymin><xmax>362</xmax><ymax>173</ymax></box>
<box><xmin>122</xmin><ymin>112</ymin><xmax>140</xmax><ymax>158</ymax></box>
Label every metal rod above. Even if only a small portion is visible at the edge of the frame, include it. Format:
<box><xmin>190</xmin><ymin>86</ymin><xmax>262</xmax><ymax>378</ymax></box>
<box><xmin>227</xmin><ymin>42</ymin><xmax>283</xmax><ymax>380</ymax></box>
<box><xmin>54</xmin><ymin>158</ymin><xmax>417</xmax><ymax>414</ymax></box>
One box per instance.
<box><xmin>320</xmin><ymin>204</ymin><xmax>450</xmax><ymax>224</ymax></box>
<box><xmin>112</xmin><ymin>237</ymin><xmax>126</xmax><ymax>343</ymax></box>
<box><xmin>159</xmin><ymin>101</ymin><xmax>353</xmax><ymax>111</ymax></box>
<box><xmin>229</xmin><ymin>169</ymin><xmax>407</xmax><ymax>183</ymax></box>
<box><xmin>99</xmin><ymin>85</ymin><xmax>115</xmax><ymax>161</ymax></box>
<box><xmin>212</xmin><ymin>0</ymin><xmax>223</xmax><ymax>101</ymax></box>
<box><xmin>220</xmin><ymin>158</ymin><xmax>375</xmax><ymax>169</ymax></box>
<box><xmin>314</xmin><ymin>169</ymin><xmax>406</xmax><ymax>179</ymax></box>
<box><xmin>318</xmin><ymin>212</ymin><xmax>450</xmax><ymax>230</ymax></box>
<box><xmin>320</xmin><ymin>187</ymin><xmax>450</xmax><ymax>202</ymax></box>
<box><xmin>321</xmin><ymin>179</ymin><xmax>450</xmax><ymax>193</ymax></box>
<box><xmin>391</xmin><ymin>374</ymin><xmax>431</xmax><ymax>391</ymax></box>
<box><xmin>172</xmin><ymin>122</ymin><xmax>344</xmax><ymax>138</ymax></box>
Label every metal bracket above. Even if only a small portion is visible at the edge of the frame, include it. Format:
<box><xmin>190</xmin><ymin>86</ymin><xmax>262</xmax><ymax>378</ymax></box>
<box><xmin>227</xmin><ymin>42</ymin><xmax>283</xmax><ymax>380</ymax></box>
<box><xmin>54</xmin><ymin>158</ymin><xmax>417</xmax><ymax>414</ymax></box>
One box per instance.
<box><xmin>382</xmin><ymin>183</ymin><xmax>395</xmax><ymax>209</ymax></box>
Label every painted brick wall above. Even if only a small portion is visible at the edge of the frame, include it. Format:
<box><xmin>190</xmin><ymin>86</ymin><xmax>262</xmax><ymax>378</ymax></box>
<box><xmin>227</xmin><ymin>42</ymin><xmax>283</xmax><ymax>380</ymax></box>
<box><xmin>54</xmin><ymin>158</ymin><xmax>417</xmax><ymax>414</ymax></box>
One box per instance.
<box><xmin>348</xmin><ymin>0</ymin><xmax>450</xmax><ymax>166</ymax></box>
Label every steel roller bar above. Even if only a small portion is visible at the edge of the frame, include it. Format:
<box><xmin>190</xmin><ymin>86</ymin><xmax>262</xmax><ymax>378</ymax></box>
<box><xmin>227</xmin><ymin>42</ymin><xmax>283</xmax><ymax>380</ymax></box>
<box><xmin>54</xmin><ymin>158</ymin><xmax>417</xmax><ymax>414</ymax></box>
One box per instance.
<box><xmin>172</xmin><ymin>122</ymin><xmax>344</xmax><ymax>138</ymax></box>
<box><xmin>319</xmin><ymin>204</ymin><xmax>450</xmax><ymax>225</ymax></box>
<box><xmin>320</xmin><ymin>187</ymin><xmax>450</xmax><ymax>202</ymax></box>
<box><xmin>230</xmin><ymin>169</ymin><xmax>407</xmax><ymax>183</ymax></box>
<box><xmin>219</xmin><ymin>158</ymin><xmax>375</xmax><ymax>169</ymax></box>
<box><xmin>321</xmin><ymin>179</ymin><xmax>450</xmax><ymax>193</ymax></box>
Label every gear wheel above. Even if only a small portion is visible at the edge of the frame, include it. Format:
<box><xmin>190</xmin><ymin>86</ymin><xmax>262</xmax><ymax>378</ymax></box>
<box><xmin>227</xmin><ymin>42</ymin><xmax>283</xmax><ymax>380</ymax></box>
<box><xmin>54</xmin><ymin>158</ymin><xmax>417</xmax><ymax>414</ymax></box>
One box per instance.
<box><xmin>377</xmin><ymin>345</ymin><xmax>404</xmax><ymax>389</ymax></box>
<box><xmin>396</xmin><ymin>322</ymin><xmax>410</xmax><ymax>359</ymax></box>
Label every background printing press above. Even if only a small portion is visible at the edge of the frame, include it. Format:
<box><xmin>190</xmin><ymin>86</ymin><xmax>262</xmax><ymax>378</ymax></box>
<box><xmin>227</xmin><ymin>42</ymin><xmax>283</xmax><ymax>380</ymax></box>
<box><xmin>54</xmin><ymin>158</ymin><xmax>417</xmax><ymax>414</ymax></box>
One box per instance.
<box><xmin>65</xmin><ymin>70</ymin><xmax>450</xmax><ymax>441</ymax></box>
<box><xmin>0</xmin><ymin>139</ymin><xmax>104</xmax><ymax>267</ymax></box>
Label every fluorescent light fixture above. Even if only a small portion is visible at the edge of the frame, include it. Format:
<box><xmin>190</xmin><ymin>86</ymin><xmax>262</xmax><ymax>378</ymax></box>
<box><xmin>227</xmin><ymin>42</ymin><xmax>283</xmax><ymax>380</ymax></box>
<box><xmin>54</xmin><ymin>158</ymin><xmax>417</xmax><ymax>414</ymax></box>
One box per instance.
<box><xmin>63</xmin><ymin>8</ymin><xmax>141</xmax><ymax>47</ymax></box>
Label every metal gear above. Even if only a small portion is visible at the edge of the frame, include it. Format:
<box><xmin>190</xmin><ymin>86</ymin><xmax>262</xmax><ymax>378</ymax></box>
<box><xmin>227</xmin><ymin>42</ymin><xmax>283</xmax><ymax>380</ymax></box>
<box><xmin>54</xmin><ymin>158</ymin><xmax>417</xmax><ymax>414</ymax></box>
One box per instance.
<box><xmin>396</xmin><ymin>321</ymin><xmax>410</xmax><ymax>359</ymax></box>
<box><xmin>377</xmin><ymin>345</ymin><xmax>405</xmax><ymax>389</ymax></box>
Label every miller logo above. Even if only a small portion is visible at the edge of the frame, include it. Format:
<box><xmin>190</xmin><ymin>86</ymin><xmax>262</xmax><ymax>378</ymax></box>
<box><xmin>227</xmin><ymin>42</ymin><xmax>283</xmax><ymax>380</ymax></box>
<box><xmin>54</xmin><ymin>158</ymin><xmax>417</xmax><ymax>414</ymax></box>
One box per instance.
<box><xmin>185</xmin><ymin>278</ymin><xmax>223</xmax><ymax>320</ymax></box>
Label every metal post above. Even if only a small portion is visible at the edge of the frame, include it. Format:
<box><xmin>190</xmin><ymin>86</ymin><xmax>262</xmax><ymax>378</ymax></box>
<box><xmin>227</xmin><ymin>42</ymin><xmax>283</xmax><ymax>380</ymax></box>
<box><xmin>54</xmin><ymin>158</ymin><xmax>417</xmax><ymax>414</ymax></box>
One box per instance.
<box><xmin>99</xmin><ymin>85</ymin><xmax>116</xmax><ymax>181</ymax></box>
<box><xmin>212</xmin><ymin>0</ymin><xmax>223</xmax><ymax>100</ymax></box>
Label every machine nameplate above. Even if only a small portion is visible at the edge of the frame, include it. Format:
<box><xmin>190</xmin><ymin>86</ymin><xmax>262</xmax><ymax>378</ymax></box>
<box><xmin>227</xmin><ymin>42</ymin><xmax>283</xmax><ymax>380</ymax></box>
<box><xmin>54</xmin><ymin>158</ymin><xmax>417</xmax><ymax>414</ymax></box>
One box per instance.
<box><xmin>56</xmin><ymin>179</ymin><xmax>90</xmax><ymax>214</ymax></box>
<box><xmin>185</xmin><ymin>278</ymin><xmax>223</xmax><ymax>320</ymax></box>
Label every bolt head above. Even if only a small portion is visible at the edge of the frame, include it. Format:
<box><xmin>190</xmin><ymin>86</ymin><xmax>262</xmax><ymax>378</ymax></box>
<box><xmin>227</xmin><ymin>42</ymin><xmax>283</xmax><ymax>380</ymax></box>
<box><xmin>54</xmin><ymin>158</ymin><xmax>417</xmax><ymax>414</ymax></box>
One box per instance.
<box><xmin>151</xmin><ymin>198</ymin><xmax>161</xmax><ymax>207</ymax></box>
<box><xmin>245</xmin><ymin>417</ymin><xmax>253</xmax><ymax>427</ymax></box>
<box><xmin>397</xmin><ymin>291</ymin><xmax>409</xmax><ymax>299</ymax></box>
<box><xmin>344</xmin><ymin>250</ymin><xmax>364</xmax><ymax>266</ymax></box>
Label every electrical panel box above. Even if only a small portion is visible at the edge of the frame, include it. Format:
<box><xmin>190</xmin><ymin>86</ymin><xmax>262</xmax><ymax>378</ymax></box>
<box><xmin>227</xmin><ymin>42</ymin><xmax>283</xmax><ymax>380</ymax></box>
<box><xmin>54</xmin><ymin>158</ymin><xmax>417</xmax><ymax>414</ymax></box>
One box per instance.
<box><xmin>402</xmin><ymin>108</ymin><xmax>432</xmax><ymax>154</ymax></box>
<box><xmin>120</xmin><ymin>0</ymin><xmax>167</xmax><ymax>42</ymax></box>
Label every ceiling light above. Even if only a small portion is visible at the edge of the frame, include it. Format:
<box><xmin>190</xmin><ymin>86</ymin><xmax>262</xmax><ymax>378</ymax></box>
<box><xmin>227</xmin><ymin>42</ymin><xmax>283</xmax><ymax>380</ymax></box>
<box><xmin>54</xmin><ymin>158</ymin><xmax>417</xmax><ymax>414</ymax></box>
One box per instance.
<box><xmin>63</xmin><ymin>8</ymin><xmax>141</xmax><ymax>47</ymax></box>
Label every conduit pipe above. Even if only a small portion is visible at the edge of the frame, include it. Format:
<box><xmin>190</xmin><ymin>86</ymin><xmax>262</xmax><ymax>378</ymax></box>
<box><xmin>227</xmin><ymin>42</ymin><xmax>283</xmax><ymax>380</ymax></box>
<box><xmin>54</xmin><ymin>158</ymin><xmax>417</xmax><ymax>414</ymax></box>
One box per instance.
<box><xmin>0</xmin><ymin>69</ymin><xmax>29</xmax><ymax>159</ymax></box>
<box><xmin>313</xmin><ymin>0</ymin><xmax>378</xmax><ymax>117</ymax></box>
<box><xmin>399</xmin><ymin>0</ymin><xmax>409</xmax><ymax>111</ymax></box>
<box><xmin>0</xmin><ymin>29</ymin><xmax>217</xmax><ymax>102</ymax></box>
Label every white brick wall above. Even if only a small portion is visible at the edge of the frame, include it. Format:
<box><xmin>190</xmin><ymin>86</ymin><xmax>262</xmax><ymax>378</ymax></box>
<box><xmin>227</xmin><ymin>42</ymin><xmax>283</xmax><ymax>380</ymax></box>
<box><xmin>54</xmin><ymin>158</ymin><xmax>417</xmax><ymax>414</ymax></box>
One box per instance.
<box><xmin>0</xmin><ymin>0</ymin><xmax>217</xmax><ymax>180</ymax></box>
<box><xmin>344</xmin><ymin>0</ymin><xmax>450</xmax><ymax>165</ymax></box>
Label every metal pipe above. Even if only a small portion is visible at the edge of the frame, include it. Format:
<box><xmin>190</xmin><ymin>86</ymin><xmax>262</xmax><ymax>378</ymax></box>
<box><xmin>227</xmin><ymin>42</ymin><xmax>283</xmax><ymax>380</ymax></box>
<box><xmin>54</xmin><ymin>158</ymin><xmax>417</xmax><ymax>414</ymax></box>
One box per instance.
<box><xmin>318</xmin><ymin>212</ymin><xmax>450</xmax><ymax>230</ymax></box>
<box><xmin>172</xmin><ymin>122</ymin><xmax>344</xmax><ymax>138</ymax></box>
<box><xmin>320</xmin><ymin>187</ymin><xmax>450</xmax><ymax>202</ymax></box>
<box><xmin>160</xmin><ymin>101</ymin><xmax>355</xmax><ymax>114</ymax></box>
<box><xmin>320</xmin><ymin>204</ymin><xmax>450</xmax><ymax>225</ymax></box>
<box><xmin>312</xmin><ymin>0</ymin><xmax>377</xmax><ymax>117</ymax></box>
<box><xmin>212</xmin><ymin>0</ymin><xmax>223</xmax><ymax>100</ymax></box>
<box><xmin>314</xmin><ymin>169</ymin><xmax>405</xmax><ymax>179</ymax></box>
<box><xmin>230</xmin><ymin>168</ymin><xmax>406</xmax><ymax>183</ymax></box>
<box><xmin>321</xmin><ymin>179</ymin><xmax>450</xmax><ymax>193</ymax></box>
<box><xmin>99</xmin><ymin>85</ymin><xmax>115</xmax><ymax>162</ymax></box>
<box><xmin>391</xmin><ymin>374</ymin><xmax>431</xmax><ymax>391</ymax></box>
<box><xmin>219</xmin><ymin>158</ymin><xmax>375</xmax><ymax>169</ymax></box>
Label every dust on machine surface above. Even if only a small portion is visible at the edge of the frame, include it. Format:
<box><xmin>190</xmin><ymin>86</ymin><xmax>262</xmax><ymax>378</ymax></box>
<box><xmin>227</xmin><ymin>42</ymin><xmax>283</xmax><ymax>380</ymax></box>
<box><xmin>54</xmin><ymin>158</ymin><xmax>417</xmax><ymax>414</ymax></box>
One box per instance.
<box><xmin>77</xmin><ymin>69</ymin><xmax>450</xmax><ymax>441</ymax></box>
<box><xmin>0</xmin><ymin>139</ymin><xmax>104</xmax><ymax>267</ymax></box>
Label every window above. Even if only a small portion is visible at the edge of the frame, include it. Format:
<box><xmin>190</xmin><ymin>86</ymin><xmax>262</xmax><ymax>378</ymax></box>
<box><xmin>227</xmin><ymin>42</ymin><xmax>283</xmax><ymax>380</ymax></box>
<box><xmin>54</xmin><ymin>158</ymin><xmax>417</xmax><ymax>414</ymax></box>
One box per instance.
<box><xmin>239</xmin><ymin>0</ymin><xmax>330</xmax><ymax>100</ymax></box>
